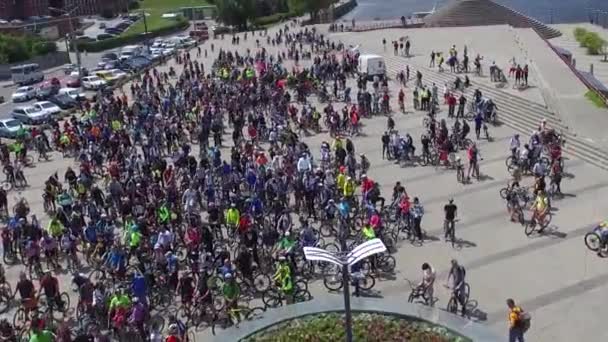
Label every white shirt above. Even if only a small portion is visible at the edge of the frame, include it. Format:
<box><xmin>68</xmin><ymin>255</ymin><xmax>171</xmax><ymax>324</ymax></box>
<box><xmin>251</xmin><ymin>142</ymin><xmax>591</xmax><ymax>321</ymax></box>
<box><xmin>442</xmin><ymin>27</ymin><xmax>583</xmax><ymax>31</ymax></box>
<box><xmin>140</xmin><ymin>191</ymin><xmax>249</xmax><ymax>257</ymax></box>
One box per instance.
<box><xmin>519</xmin><ymin>148</ymin><xmax>529</xmax><ymax>160</ymax></box>
<box><xmin>509</xmin><ymin>137</ymin><xmax>520</xmax><ymax>150</ymax></box>
<box><xmin>422</xmin><ymin>267</ymin><xmax>436</xmax><ymax>287</ymax></box>
<box><xmin>297</xmin><ymin>156</ymin><xmax>311</xmax><ymax>172</ymax></box>
<box><xmin>156</xmin><ymin>230</ymin><xmax>173</xmax><ymax>247</ymax></box>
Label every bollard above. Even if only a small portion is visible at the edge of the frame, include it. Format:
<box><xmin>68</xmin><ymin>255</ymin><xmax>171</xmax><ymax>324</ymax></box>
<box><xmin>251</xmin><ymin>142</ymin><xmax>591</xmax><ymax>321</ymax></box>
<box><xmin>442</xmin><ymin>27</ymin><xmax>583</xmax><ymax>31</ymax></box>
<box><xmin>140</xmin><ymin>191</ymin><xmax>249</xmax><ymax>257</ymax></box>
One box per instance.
<box><xmin>590</xmin><ymin>63</ymin><xmax>594</xmax><ymax>75</ymax></box>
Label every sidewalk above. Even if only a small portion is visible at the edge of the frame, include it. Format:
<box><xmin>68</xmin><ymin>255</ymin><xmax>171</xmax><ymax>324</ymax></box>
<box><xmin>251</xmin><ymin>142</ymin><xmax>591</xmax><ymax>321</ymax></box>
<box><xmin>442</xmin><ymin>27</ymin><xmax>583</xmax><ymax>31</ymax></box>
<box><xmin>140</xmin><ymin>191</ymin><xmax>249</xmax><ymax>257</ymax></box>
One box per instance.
<box><xmin>514</xmin><ymin>27</ymin><xmax>608</xmax><ymax>148</ymax></box>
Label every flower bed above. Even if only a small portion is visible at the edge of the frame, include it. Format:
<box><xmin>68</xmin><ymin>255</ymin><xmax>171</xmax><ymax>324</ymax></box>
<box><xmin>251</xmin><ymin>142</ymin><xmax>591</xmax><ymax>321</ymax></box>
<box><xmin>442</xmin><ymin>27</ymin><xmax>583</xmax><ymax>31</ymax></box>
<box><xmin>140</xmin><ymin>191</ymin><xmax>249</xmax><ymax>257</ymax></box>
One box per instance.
<box><xmin>243</xmin><ymin>312</ymin><xmax>472</xmax><ymax>342</ymax></box>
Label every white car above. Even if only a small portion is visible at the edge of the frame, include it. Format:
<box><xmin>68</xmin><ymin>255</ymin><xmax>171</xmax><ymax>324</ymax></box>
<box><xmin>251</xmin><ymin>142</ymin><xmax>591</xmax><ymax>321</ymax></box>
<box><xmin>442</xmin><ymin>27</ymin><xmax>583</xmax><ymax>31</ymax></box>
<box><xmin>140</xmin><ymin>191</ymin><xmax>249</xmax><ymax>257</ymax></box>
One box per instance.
<box><xmin>11</xmin><ymin>106</ymin><xmax>49</xmax><ymax>124</ymax></box>
<box><xmin>82</xmin><ymin>75</ymin><xmax>107</xmax><ymax>90</ymax></box>
<box><xmin>0</xmin><ymin>119</ymin><xmax>28</xmax><ymax>139</ymax></box>
<box><xmin>12</xmin><ymin>86</ymin><xmax>36</xmax><ymax>102</ymax></box>
<box><xmin>32</xmin><ymin>101</ymin><xmax>61</xmax><ymax>117</ymax></box>
<box><xmin>58</xmin><ymin>87</ymin><xmax>85</xmax><ymax>101</ymax></box>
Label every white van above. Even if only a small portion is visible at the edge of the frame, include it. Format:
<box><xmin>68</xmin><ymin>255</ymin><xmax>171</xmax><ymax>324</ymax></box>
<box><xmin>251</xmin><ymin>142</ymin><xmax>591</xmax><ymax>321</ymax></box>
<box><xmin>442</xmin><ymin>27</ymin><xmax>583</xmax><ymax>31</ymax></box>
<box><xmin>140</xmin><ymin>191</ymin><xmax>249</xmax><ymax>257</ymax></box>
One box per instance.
<box><xmin>120</xmin><ymin>45</ymin><xmax>143</xmax><ymax>61</ymax></box>
<box><xmin>358</xmin><ymin>54</ymin><xmax>386</xmax><ymax>78</ymax></box>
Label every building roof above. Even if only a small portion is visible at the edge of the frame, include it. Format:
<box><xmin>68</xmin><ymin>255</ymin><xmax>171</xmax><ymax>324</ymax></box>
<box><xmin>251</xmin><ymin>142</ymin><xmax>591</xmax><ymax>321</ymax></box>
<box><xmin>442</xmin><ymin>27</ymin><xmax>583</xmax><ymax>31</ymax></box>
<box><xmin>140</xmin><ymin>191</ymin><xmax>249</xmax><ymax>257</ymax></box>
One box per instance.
<box><xmin>424</xmin><ymin>0</ymin><xmax>562</xmax><ymax>40</ymax></box>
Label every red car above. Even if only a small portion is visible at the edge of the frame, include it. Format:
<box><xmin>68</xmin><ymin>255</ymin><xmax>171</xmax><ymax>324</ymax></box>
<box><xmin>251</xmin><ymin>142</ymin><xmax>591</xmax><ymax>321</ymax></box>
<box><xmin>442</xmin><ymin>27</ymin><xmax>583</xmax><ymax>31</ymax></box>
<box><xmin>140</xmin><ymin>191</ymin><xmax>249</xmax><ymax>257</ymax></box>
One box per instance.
<box><xmin>66</xmin><ymin>76</ymin><xmax>81</xmax><ymax>88</ymax></box>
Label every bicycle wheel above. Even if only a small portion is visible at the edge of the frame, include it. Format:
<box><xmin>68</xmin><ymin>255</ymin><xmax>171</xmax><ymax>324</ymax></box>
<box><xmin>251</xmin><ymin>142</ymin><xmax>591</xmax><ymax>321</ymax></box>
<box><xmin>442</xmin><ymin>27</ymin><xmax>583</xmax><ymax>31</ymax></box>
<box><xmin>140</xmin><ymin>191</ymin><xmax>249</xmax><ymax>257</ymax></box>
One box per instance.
<box><xmin>456</xmin><ymin>168</ymin><xmax>464</xmax><ymax>183</ymax></box>
<box><xmin>539</xmin><ymin>212</ymin><xmax>552</xmax><ymax>229</ymax></box>
<box><xmin>378</xmin><ymin>255</ymin><xmax>396</xmax><ymax>273</ymax></box>
<box><xmin>358</xmin><ymin>274</ymin><xmax>376</xmax><ymax>291</ymax></box>
<box><xmin>447</xmin><ymin>297</ymin><xmax>458</xmax><ymax>313</ymax></box>
<box><xmin>585</xmin><ymin>232</ymin><xmax>602</xmax><ymax>252</ymax></box>
<box><xmin>13</xmin><ymin>307</ymin><xmax>27</xmax><ymax>328</ymax></box>
<box><xmin>0</xmin><ymin>292</ymin><xmax>9</xmax><ymax>314</ymax></box>
<box><xmin>244</xmin><ymin>306</ymin><xmax>266</xmax><ymax>320</ymax></box>
<box><xmin>253</xmin><ymin>273</ymin><xmax>271</xmax><ymax>293</ymax></box>
<box><xmin>499</xmin><ymin>188</ymin><xmax>510</xmax><ymax>199</ymax></box>
<box><xmin>524</xmin><ymin>221</ymin><xmax>536</xmax><ymax>236</ymax></box>
<box><xmin>60</xmin><ymin>292</ymin><xmax>70</xmax><ymax>313</ymax></box>
<box><xmin>0</xmin><ymin>181</ymin><xmax>11</xmax><ymax>192</ymax></box>
<box><xmin>463</xmin><ymin>283</ymin><xmax>471</xmax><ymax>303</ymax></box>
<box><xmin>294</xmin><ymin>289</ymin><xmax>312</xmax><ymax>303</ymax></box>
<box><xmin>323</xmin><ymin>273</ymin><xmax>344</xmax><ymax>291</ymax></box>
<box><xmin>261</xmin><ymin>289</ymin><xmax>282</xmax><ymax>308</ymax></box>
<box><xmin>187</xmin><ymin>329</ymin><xmax>196</xmax><ymax>342</ymax></box>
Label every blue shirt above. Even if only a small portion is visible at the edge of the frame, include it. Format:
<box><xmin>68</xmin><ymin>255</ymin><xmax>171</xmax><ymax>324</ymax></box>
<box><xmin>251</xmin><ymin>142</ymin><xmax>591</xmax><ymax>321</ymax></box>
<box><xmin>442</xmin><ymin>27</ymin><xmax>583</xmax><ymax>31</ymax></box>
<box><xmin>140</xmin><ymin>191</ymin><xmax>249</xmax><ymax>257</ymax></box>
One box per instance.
<box><xmin>338</xmin><ymin>202</ymin><xmax>350</xmax><ymax>218</ymax></box>
<box><xmin>107</xmin><ymin>251</ymin><xmax>125</xmax><ymax>270</ymax></box>
<box><xmin>132</xmin><ymin>274</ymin><xmax>147</xmax><ymax>298</ymax></box>
<box><xmin>83</xmin><ymin>226</ymin><xmax>97</xmax><ymax>243</ymax></box>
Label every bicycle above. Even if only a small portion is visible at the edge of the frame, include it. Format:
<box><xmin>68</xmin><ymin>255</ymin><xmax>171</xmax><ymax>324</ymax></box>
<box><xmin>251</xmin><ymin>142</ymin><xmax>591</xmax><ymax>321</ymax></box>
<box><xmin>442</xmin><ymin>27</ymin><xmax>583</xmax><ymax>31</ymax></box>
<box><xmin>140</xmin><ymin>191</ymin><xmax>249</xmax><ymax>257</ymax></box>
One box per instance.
<box><xmin>524</xmin><ymin>210</ymin><xmax>552</xmax><ymax>236</ymax></box>
<box><xmin>262</xmin><ymin>279</ymin><xmax>311</xmax><ymax>308</ymax></box>
<box><xmin>405</xmin><ymin>279</ymin><xmax>433</xmax><ymax>306</ymax></box>
<box><xmin>211</xmin><ymin>303</ymin><xmax>266</xmax><ymax>335</ymax></box>
<box><xmin>323</xmin><ymin>268</ymin><xmax>375</xmax><ymax>293</ymax></box>
<box><xmin>444</xmin><ymin>219</ymin><xmax>457</xmax><ymax>248</ymax></box>
<box><xmin>444</xmin><ymin>283</ymin><xmax>470</xmax><ymax>315</ymax></box>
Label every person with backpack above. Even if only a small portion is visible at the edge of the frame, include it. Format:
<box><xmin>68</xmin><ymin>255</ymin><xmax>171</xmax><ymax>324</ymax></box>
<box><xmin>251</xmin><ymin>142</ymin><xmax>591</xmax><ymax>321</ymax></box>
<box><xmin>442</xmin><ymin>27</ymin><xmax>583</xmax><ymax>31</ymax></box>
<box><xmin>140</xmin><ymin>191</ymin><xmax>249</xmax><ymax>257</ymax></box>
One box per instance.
<box><xmin>507</xmin><ymin>298</ymin><xmax>530</xmax><ymax>342</ymax></box>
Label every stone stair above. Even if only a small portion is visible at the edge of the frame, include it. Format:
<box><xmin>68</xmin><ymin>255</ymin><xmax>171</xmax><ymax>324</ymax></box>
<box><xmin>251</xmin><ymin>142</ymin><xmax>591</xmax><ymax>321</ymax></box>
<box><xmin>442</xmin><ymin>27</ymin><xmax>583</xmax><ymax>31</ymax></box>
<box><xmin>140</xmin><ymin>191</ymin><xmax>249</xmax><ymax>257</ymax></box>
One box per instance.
<box><xmin>423</xmin><ymin>0</ymin><xmax>562</xmax><ymax>40</ymax></box>
<box><xmin>380</xmin><ymin>54</ymin><xmax>608</xmax><ymax>170</ymax></box>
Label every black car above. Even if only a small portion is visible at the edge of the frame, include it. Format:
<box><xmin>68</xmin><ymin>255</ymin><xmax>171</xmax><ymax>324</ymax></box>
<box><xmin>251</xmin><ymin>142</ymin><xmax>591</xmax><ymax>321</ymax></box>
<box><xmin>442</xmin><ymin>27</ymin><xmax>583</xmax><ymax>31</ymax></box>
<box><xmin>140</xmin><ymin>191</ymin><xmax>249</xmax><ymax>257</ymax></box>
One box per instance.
<box><xmin>101</xmin><ymin>52</ymin><xmax>118</xmax><ymax>61</ymax></box>
<box><xmin>97</xmin><ymin>33</ymin><xmax>115</xmax><ymax>41</ymax></box>
<box><xmin>35</xmin><ymin>86</ymin><xmax>59</xmax><ymax>100</ymax></box>
<box><xmin>48</xmin><ymin>94</ymin><xmax>79</xmax><ymax>110</ymax></box>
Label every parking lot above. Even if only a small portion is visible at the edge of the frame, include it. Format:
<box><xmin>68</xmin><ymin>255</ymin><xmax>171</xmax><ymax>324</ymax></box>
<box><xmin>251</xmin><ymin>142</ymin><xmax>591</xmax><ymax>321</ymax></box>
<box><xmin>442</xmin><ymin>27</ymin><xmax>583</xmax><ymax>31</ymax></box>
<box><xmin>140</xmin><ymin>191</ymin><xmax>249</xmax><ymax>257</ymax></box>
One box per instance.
<box><xmin>0</xmin><ymin>32</ymin><xmax>199</xmax><ymax>124</ymax></box>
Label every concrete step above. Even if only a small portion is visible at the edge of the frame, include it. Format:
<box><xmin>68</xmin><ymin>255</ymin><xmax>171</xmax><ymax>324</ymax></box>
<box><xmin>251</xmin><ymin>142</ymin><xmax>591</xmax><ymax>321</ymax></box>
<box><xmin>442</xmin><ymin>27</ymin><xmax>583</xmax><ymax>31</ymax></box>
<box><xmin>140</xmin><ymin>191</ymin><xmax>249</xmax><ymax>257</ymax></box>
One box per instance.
<box><xmin>381</xmin><ymin>55</ymin><xmax>608</xmax><ymax>170</ymax></box>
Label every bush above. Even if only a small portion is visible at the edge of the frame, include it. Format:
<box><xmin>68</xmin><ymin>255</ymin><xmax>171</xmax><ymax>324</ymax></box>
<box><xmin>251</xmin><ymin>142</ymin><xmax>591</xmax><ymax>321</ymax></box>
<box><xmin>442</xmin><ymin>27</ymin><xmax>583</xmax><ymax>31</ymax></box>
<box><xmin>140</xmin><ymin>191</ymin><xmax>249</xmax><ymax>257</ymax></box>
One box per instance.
<box><xmin>128</xmin><ymin>1</ymin><xmax>140</xmax><ymax>10</ymax></box>
<box><xmin>253</xmin><ymin>12</ymin><xmax>295</xmax><ymax>27</ymax></box>
<box><xmin>0</xmin><ymin>34</ymin><xmax>58</xmax><ymax>63</ymax></box>
<box><xmin>245</xmin><ymin>313</ymin><xmax>472</xmax><ymax>342</ymax></box>
<box><xmin>573</xmin><ymin>27</ymin><xmax>607</xmax><ymax>55</ymax></box>
<box><xmin>76</xmin><ymin>18</ymin><xmax>189</xmax><ymax>52</ymax></box>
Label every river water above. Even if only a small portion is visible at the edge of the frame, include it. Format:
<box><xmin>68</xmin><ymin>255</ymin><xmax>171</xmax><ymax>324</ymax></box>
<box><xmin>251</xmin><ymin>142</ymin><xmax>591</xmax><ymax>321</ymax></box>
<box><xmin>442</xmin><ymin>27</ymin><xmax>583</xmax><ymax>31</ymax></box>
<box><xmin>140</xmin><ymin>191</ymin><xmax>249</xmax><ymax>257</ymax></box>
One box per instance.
<box><xmin>341</xmin><ymin>0</ymin><xmax>608</xmax><ymax>24</ymax></box>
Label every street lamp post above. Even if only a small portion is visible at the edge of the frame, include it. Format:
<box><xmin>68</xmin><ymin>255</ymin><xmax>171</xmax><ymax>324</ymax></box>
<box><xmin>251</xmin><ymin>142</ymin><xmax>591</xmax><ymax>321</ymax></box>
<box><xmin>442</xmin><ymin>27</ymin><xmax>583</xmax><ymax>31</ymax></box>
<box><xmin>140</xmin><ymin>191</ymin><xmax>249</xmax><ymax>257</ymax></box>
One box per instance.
<box><xmin>50</xmin><ymin>5</ymin><xmax>83</xmax><ymax>78</ymax></box>
<box><xmin>304</xmin><ymin>238</ymin><xmax>387</xmax><ymax>342</ymax></box>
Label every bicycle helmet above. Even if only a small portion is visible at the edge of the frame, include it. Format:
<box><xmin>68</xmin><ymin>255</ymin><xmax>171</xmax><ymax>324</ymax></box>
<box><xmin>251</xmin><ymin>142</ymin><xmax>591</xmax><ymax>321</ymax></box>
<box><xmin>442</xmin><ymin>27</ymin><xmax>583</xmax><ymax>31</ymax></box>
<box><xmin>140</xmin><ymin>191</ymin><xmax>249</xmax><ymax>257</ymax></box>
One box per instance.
<box><xmin>225</xmin><ymin>273</ymin><xmax>233</xmax><ymax>279</ymax></box>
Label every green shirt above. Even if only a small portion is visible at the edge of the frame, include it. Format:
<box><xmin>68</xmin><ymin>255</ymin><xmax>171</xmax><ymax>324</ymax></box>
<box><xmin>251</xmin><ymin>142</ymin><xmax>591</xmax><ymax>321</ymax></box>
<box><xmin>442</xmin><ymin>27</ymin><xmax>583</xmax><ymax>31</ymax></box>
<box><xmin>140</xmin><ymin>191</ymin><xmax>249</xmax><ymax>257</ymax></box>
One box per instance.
<box><xmin>278</xmin><ymin>237</ymin><xmax>295</xmax><ymax>251</ymax></box>
<box><xmin>222</xmin><ymin>282</ymin><xmax>240</xmax><ymax>301</ymax></box>
<box><xmin>225</xmin><ymin>208</ymin><xmax>240</xmax><ymax>226</ymax></box>
<box><xmin>29</xmin><ymin>330</ymin><xmax>54</xmax><ymax>342</ymax></box>
<box><xmin>130</xmin><ymin>231</ymin><xmax>142</xmax><ymax>248</ymax></box>
<box><xmin>109</xmin><ymin>294</ymin><xmax>131</xmax><ymax>310</ymax></box>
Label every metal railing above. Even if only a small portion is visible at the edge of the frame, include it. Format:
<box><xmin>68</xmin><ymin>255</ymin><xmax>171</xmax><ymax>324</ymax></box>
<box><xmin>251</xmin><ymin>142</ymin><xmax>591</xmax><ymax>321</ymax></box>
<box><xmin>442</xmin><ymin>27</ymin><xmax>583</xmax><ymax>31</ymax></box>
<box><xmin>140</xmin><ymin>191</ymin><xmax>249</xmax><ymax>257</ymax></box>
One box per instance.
<box><xmin>535</xmin><ymin>27</ymin><xmax>608</xmax><ymax>107</ymax></box>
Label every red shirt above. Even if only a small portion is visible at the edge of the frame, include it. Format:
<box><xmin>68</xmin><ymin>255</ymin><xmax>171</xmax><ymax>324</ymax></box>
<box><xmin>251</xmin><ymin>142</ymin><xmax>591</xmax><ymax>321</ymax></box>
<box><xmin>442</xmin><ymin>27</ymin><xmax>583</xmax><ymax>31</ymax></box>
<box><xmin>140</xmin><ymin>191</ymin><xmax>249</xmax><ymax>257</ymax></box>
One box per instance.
<box><xmin>361</xmin><ymin>178</ymin><xmax>374</xmax><ymax>194</ymax></box>
<box><xmin>399</xmin><ymin>197</ymin><xmax>411</xmax><ymax>214</ymax></box>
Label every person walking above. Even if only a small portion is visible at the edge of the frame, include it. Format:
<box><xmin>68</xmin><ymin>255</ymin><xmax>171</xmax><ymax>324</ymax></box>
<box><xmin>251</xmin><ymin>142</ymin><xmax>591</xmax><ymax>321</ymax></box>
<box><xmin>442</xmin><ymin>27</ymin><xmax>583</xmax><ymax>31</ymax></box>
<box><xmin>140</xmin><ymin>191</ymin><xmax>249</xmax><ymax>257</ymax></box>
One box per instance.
<box><xmin>523</xmin><ymin>65</ymin><xmax>529</xmax><ymax>86</ymax></box>
<box><xmin>381</xmin><ymin>131</ymin><xmax>390</xmax><ymax>160</ymax></box>
<box><xmin>405</xmin><ymin>40</ymin><xmax>411</xmax><ymax>56</ymax></box>
<box><xmin>411</xmin><ymin>197</ymin><xmax>424</xmax><ymax>241</ymax></box>
<box><xmin>429</xmin><ymin>51</ymin><xmax>436</xmax><ymax>67</ymax></box>
<box><xmin>507</xmin><ymin>298</ymin><xmax>530</xmax><ymax>342</ymax></box>
<box><xmin>447</xmin><ymin>93</ymin><xmax>457</xmax><ymax>118</ymax></box>
<box><xmin>457</xmin><ymin>94</ymin><xmax>466</xmax><ymax>119</ymax></box>
<box><xmin>382</xmin><ymin>38</ymin><xmax>387</xmax><ymax>51</ymax></box>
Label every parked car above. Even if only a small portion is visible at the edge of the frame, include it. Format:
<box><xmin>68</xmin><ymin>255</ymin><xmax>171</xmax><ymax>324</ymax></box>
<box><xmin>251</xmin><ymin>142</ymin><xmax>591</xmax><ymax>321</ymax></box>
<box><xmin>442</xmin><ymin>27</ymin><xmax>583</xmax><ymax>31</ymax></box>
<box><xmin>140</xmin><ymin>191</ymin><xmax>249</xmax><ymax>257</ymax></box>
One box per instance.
<box><xmin>99</xmin><ymin>23</ymin><xmax>106</xmax><ymax>29</ymax></box>
<box><xmin>0</xmin><ymin>119</ymin><xmax>28</xmax><ymax>139</ymax></box>
<box><xmin>66</xmin><ymin>76</ymin><xmax>81</xmax><ymax>88</ymax></box>
<box><xmin>101</xmin><ymin>52</ymin><xmax>119</xmax><ymax>62</ymax></box>
<box><xmin>81</xmin><ymin>75</ymin><xmax>107</xmax><ymax>90</ymax></box>
<box><xmin>123</xmin><ymin>56</ymin><xmax>152</xmax><ymax>71</ymax></box>
<box><xmin>48</xmin><ymin>94</ymin><xmax>78</xmax><ymax>110</ymax></box>
<box><xmin>34</xmin><ymin>80</ymin><xmax>61</xmax><ymax>100</ymax></box>
<box><xmin>32</xmin><ymin>101</ymin><xmax>62</xmax><ymax>117</ymax></box>
<box><xmin>58</xmin><ymin>87</ymin><xmax>85</xmax><ymax>101</ymax></box>
<box><xmin>11</xmin><ymin>106</ymin><xmax>49</xmax><ymax>124</ymax></box>
<box><xmin>11</xmin><ymin>86</ymin><xmax>36</xmax><ymax>102</ymax></box>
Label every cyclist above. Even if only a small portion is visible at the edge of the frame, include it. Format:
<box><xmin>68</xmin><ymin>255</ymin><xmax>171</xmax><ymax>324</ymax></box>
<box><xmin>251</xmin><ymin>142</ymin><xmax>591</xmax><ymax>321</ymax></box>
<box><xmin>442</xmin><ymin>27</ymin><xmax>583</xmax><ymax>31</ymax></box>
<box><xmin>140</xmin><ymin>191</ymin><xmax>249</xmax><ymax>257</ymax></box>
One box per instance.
<box><xmin>222</xmin><ymin>273</ymin><xmax>240</xmax><ymax>310</ymax></box>
<box><xmin>38</xmin><ymin>270</ymin><xmax>64</xmax><ymax>312</ymax></box>
<box><xmin>225</xmin><ymin>203</ymin><xmax>240</xmax><ymax>230</ymax></box>
<box><xmin>416</xmin><ymin>262</ymin><xmax>436</xmax><ymax>304</ymax></box>
<box><xmin>28</xmin><ymin>319</ymin><xmax>54</xmax><ymax>342</ymax></box>
<box><xmin>466</xmin><ymin>142</ymin><xmax>480</xmax><ymax>181</ymax></box>
<box><xmin>595</xmin><ymin>220</ymin><xmax>608</xmax><ymax>255</ymax></box>
<box><xmin>443</xmin><ymin>199</ymin><xmax>457</xmax><ymax>241</ymax></box>
<box><xmin>531</xmin><ymin>189</ymin><xmax>549</xmax><ymax>225</ymax></box>
<box><xmin>128</xmin><ymin>297</ymin><xmax>147</xmax><ymax>340</ymax></box>
<box><xmin>108</xmin><ymin>287</ymin><xmax>131</xmax><ymax>328</ymax></box>
<box><xmin>343</xmin><ymin>176</ymin><xmax>356</xmax><ymax>203</ymax></box>
<box><xmin>272</xmin><ymin>256</ymin><xmax>293</xmax><ymax>302</ymax></box>
<box><xmin>299</xmin><ymin>218</ymin><xmax>317</xmax><ymax>247</ymax></box>
<box><xmin>104</xmin><ymin>244</ymin><xmax>126</xmax><ymax>277</ymax></box>
<box><xmin>446</xmin><ymin>259</ymin><xmax>467</xmax><ymax>317</ymax></box>
<box><xmin>165</xmin><ymin>324</ymin><xmax>181</xmax><ymax>342</ymax></box>
<box><xmin>361</xmin><ymin>223</ymin><xmax>376</xmax><ymax>241</ymax></box>
<box><xmin>14</xmin><ymin>272</ymin><xmax>37</xmax><ymax>315</ymax></box>
<box><xmin>72</xmin><ymin>273</ymin><xmax>94</xmax><ymax>314</ymax></box>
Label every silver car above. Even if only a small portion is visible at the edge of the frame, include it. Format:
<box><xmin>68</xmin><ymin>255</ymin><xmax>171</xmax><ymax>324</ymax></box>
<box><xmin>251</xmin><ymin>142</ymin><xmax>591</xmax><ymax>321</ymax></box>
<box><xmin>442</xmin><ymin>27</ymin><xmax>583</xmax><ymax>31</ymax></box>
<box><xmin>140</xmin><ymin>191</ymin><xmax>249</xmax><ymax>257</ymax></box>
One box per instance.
<box><xmin>11</xmin><ymin>86</ymin><xmax>36</xmax><ymax>102</ymax></box>
<box><xmin>11</xmin><ymin>106</ymin><xmax>49</xmax><ymax>124</ymax></box>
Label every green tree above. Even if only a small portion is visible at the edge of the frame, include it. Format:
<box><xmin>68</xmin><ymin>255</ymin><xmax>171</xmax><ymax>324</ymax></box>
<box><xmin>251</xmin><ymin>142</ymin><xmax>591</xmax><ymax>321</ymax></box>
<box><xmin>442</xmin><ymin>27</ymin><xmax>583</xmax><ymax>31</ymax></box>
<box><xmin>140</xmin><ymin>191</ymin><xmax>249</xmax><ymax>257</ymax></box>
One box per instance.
<box><xmin>216</xmin><ymin>0</ymin><xmax>255</xmax><ymax>30</ymax></box>
<box><xmin>289</xmin><ymin>0</ymin><xmax>335</xmax><ymax>21</ymax></box>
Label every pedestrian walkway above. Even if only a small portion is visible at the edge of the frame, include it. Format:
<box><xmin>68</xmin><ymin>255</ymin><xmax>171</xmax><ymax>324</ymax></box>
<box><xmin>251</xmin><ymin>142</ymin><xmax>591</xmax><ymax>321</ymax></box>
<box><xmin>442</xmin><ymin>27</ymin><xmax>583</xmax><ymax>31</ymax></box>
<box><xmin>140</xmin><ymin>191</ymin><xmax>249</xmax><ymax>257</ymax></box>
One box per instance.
<box><xmin>550</xmin><ymin>23</ymin><xmax>608</xmax><ymax>91</ymax></box>
<box><xmin>332</xmin><ymin>25</ymin><xmax>608</xmax><ymax>171</ymax></box>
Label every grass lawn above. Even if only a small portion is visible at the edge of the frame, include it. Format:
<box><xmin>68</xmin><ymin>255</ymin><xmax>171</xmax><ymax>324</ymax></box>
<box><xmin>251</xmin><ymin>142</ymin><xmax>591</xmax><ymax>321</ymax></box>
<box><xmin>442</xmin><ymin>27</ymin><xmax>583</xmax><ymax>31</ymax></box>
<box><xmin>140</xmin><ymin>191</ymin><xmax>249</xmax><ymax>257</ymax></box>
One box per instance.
<box><xmin>122</xmin><ymin>0</ymin><xmax>210</xmax><ymax>36</ymax></box>
<box><xmin>585</xmin><ymin>90</ymin><xmax>608</xmax><ymax>108</ymax></box>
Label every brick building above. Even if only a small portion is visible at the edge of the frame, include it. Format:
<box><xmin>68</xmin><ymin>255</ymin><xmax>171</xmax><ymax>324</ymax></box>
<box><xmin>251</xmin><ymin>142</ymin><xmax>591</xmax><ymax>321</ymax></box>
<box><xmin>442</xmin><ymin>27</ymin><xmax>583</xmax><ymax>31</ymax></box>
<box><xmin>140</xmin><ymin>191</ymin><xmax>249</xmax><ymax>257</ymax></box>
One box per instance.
<box><xmin>63</xmin><ymin>0</ymin><xmax>128</xmax><ymax>16</ymax></box>
<box><xmin>0</xmin><ymin>0</ymin><xmax>49</xmax><ymax>20</ymax></box>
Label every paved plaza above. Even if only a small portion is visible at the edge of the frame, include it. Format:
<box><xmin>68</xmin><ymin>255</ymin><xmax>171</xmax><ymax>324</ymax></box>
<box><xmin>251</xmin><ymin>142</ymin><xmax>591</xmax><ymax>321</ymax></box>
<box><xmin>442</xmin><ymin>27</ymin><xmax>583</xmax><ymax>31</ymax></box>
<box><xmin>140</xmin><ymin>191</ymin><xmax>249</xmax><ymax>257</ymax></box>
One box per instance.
<box><xmin>3</xmin><ymin>21</ymin><xmax>608</xmax><ymax>342</ymax></box>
